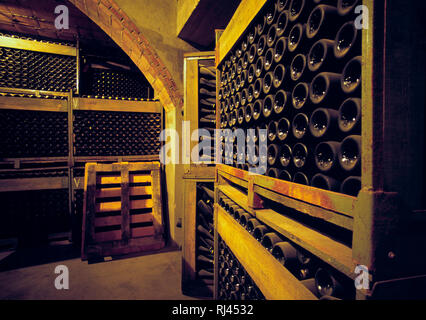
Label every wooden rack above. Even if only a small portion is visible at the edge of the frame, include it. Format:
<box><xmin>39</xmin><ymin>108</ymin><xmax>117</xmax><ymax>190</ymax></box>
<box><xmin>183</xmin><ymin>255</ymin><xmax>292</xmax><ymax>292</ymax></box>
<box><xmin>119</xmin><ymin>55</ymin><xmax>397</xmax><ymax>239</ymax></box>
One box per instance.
<box><xmin>213</xmin><ymin>0</ymin><xmax>426</xmax><ymax>300</ymax></box>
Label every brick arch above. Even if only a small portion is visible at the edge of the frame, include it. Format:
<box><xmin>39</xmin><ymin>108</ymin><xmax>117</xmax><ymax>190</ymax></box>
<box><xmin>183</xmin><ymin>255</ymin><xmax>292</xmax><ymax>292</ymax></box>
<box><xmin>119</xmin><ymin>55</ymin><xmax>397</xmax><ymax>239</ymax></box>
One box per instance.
<box><xmin>70</xmin><ymin>0</ymin><xmax>182</xmax><ymax>112</ymax></box>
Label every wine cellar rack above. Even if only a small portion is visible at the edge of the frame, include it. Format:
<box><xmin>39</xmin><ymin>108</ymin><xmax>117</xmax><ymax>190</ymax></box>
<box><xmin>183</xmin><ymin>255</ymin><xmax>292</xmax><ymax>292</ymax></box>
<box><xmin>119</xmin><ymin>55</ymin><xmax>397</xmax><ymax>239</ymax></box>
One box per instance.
<box><xmin>182</xmin><ymin>52</ymin><xmax>218</xmax><ymax>296</ymax></box>
<box><xmin>213</xmin><ymin>0</ymin><xmax>426</xmax><ymax>300</ymax></box>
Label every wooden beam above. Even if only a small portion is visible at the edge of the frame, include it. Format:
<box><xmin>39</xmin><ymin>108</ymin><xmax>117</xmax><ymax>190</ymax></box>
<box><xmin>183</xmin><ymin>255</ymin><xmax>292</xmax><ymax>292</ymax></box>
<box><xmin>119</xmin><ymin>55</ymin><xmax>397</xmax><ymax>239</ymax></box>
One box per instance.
<box><xmin>0</xmin><ymin>35</ymin><xmax>77</xmax><ymax>56</ymax></box>
<box><xmin>73</xmin><ymin>97</ymin><xmax>162</xmax><ymax>113</ymax></box>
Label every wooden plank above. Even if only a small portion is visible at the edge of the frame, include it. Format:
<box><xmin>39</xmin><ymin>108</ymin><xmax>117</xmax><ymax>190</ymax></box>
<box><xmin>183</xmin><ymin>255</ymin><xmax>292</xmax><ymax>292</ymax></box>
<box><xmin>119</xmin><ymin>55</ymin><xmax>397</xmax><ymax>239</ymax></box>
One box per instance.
<box><xmin>255</xmin><ymin>209</ymin><xmax>356</xmax><ymax>280</ymax></box>
<box><xmin>132</xmin><ymin>226</ymin><xmax>155</xmax><ymax>238</ymax></box>
<box><xmin>216</xmin><ymin>0</ymin><xmax>267</xmax><ymax>66</ymax></box>
<box><xmin>254</xmin><ymin>185</ymin><xmax>354</xmax><ymax>231</ymax></box>
<box><xmin>73</xmin><ymin>97</ymin><xmax>162</xmax><ymax>113</ymax></box>
<box><xmin>150</xmin><ymin>168</ymin><xmax>164</xmax><ymax>235</ymax></box>
<box><xmin>130</xmin><ymin>199</ymin><xmax>154</xmax><ymax>210</ymax></box>
<box><xmin>97</xmin><ymin>174</ymin><xmax>152</xmax><ymax>185</ymax></box>
<box><xmin>217</xmin><ymin>184</ymin><xmax>251</xmax><ymax>214</ymax></box>
<box><xmin>121</xmin><ymin>164</ymin><xmax>130</xmax><ymax>242</ymax></box>
<box><xmin>253</xmin><ymin>174</ymin><xmax>356</xmax><ymax>217</ymax></box>
<box><xmin>0</xmin><ymin>35</ymin><xmax>77</xmax><ymax>56</ymax></box>
<box><xmin>183</xmin><ymin>180</ymin><xmax>197</xmax><ymax>282</ymax></box>
<box><xmin>94</xmin><ymin>214</ymin><xmax>153</xmax><ymax>228</ymax></box>
<box><xmin>92</xmin><ymin>162</ymin><xmax>159</xmax><ymax>173</ymax></box>
<box><xmin>82</xmin><ymin>163</ymin><xmax>97</xmax><ymax>259</ymax></box>
<box><xmin>96</xmin><ymin>186</ymin><xmax>153</xmax><ymax>198</ymax></box>
<box><xmin>74</xmin><ymin>155</ymin><xmax>160</xmax><ymax>162</ymax></box>
<box><xmin>0</xmin><ymin>96</ymin><xmax>67</xmax><ymax>112</ymax></box>
<box><xmin>216</xmin><ymin>205</ymin><xmax>317</xmax><ymax>300</ymax></box>
<box><xmin>183</xmin><ymin>57</ymin><xmax>199</xmax><ymax>173</ymax></box>
<box><xmin>95</xmin><ymin>199</ymin><xmax>153</xmax><ymax>213</ymax></box>
<box><xmin>86</xmin><ymin>236</ymin><xmax>164</xmax><ymax>258</ymax></box>
<box><xmin>183</xmin><ymin>166</ymin><xmax>216</xmax><ymax>180</ymax></box>
<box><xmin>94</xmin><ymin>230</ymin><xmax>122</xmax><ymax>242</ymax></box>
<box><xmin>184</xmin><ymin>52</ymin><xmax>216</xmax><ymax>58</ymax></box>
<box><xmin>0</xmin><ymin>177</ymin><xmax>68</xmax><ymax>192</ymax></box>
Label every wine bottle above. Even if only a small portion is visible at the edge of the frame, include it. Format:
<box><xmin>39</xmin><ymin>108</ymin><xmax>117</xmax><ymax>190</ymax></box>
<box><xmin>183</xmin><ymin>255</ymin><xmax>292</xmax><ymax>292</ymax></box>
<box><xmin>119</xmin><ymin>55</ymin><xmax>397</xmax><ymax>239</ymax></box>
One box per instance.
<box><xmin>288</xmin><ymin>23</ymin><xmax>306</xmax><ymax>53</ymax></box>
<box><xmin>309</xmin><ymin>72</ymin><xmax>341</xmax><ymax>105</ymax></box>
<box><xmin>292</xmin><ymin>113</ymin><xmax>309</xmax><ymax>139</ymax></box>
<box><xmin>307</xmin><ymin>39</ymin><xmax>336</xmax><ymax>72</ymax></box>
<box><xmin>311</xmin><ymin>173</ymin><xmax>341</xmax><ymax>192</ymax></box>
<box><xmin>262</xmin><ymin>95</ymin><xmax>274</xmax><ymax>118</ymax></box>
<box><xmin>274</xmin><ymin>90</ymin><xmax>290</xmax><ymax>115</ymax></box>
<box><xmin>340</xmin><ymin>176</ymin><xmax>361</xmax><ymax>196</ymax></box>
<box><xmin>314</xmin><ymin>141</ymin><xmax>341</xmax><ymax>173</ymax></box>
<box><xmin>334</xmin><ymin>21</ymin><xmax>360</xmax><ymax>59</ymax></box>
<box><xmin>267</xmin><ymin>24</ymin><xmax>278</xmax><ymax>48</ymax></box>
<box><xmin>272</xmin><ymin>241</ymin><xmax>298</xmax><ymax>266</ymax></box>
<box><xmin>288</xmin><ymin>0</ymin><xmax>308</xmax><ymax>22</ymax></box>
<box><xmin>315</xmin><ymin>268</ymin><xmax>344</xmax><ymax>298</ymax></box>
<box><xmin>309</xmin><ymin>107</ymin><xmax>339</xmax><ymax>139</ymax></box>
<box><xmin>306</xmin><ymin>4</ymin><xmax>340</xmax><ymax>40</ymax></box>
<box><xmin>255</xmin><ymin>56</ymin><xmax>265</xmax><ymax>78</ymax></box>
<box><xmin>279</xmin><ymin>169</ymin><xmax>292</xmax><ymax>181</ymax></box>
<box><xmin>257</xmin><ymin>35</ymin><xmax>267</xmax><ymax>57</ymax></box>
<box><xmin>268</xmin><ymin>120</ymin><xmax>278</xmax><ymax>142</ymax></box>
<box><xmin>337</xmin><ymin>0</ymin><xmax>360</xmax><ymax>16</ymax></box>
<box><xmin>292</xmin><ymin>142</ymin><xmax>310</xmax><ymax>169</ymax></box>
<box><xmin>253</xmin><ymin>78</ymin><xmax>263</xmax><ymax>100</ymax></box>
<box><xmin>253</xmin><ymin>99</ymin><xmax>263</xmax><ymax>122</ymax></box>
<box><xmin>293</xmin><ymin>171</ymin><xmax>310</xmax><ymax>185</ymax></box>
<box><xmin>338</xmin><ymin>135</ymin><xmax>361</xmax><ymax>172</ymax></box>
<box><xmin>247</xmin><ymin>218</ymin><xmax>262</xmax><ymax>234</ymax></box>
<box><xmin>268</xmin><ymin>143</ymin><xmax>282</xmax><ymax>166</ymax></box>
<box><xmin>290</xmin><ymin>53</ymin><xmax>309</xmax><ymax>82</ymax></box>
<box><xmin>253</xmin><ymin>225</ymin><xmax>269</xmax><ymax>242</ymax></box>
<box><xmin>273</xmin><ymin>37</ymin><xmax>287</xmax><ymax>64</ymax></box>
<box><xmin>239</xmin><ymin>212</ymin><xmax>252</xmax><ymax>228</ymax></box>
<box><xmin>267</xmin><ymin>167</ymin><xmax>281</xmax><ymax>178</ymax></box>
<box><xmin>261</xmin><ymin>232</ymin><xmax>284</xmax><ymax>252</ymax></box>
<box><xmin>263</xmin><ymin>71</ymin><xmax>274</xmax><ymax>95</ymax></box>
<box><xmin>273</xmin><ymin>64</ymin><xmax>287</xmax><ymax>89</ymax></box>
<box><xmin>341</xmin><ymin>56</ymin><xmax>362</xmax><ymax>95</ymax></box>
<box><xmin>279</xmin><ymin>144</ymin><xmax>293</xmax><ymax>168</ymax></box>
<box><xmin>276</xmin><ymin>11</ymin><xmax>290</xmax><ymax>37</ymax></box>
<box><xmin>292</xmin><ymin>82</ymin><xmax>310</xmax><ymax>109</ymax></box>
<box><xmin>338</xmin><ymin>98</ymin><xmax>361</xmax><ymax>133</ymax></box>
<box><xmin>276</xmin><ymin>0</ymin><xmax>289</xmax><ymax>13</ymax></box>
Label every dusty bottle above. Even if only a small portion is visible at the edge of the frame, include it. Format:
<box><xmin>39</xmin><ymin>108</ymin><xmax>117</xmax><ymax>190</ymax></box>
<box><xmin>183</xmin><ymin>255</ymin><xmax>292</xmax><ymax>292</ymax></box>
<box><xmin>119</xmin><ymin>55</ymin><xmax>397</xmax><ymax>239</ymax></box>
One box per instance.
<box><xmin>338</xmin><ymin>135</ymin><xmax>361</xmax><ymax>173</ymax></box>
<box><xmin>338</xmin><ymin>97</ymin><xmax>361</xmax><ymax>133</ymax></box>
<box><xmin>314</xmin><ymin>141</ymin><xmax>341</xmax><ymax>173</ymax></box>
<box><xmin>311</xmin><ymin>173</ymin><xmax>341</xmax><ymax>192</ymax></box>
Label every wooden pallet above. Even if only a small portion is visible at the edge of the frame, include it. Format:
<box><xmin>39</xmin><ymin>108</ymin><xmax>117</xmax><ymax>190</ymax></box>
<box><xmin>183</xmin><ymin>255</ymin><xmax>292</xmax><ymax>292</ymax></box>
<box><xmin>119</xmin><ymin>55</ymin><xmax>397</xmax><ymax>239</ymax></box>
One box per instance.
<box><xmin>81</xmin><ymin>161</ymin><xmax>165</xmax><ymax>260</ymax></box>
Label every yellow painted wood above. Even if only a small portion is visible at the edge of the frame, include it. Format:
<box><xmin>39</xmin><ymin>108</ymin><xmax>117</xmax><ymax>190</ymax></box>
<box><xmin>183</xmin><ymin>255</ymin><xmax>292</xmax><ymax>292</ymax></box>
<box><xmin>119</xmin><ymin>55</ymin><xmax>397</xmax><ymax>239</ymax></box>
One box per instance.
<box><xmin>73</xmin><ymin>97</ymin><xmax>162</xmax><ymax>113</ymax></box>
<box><xmin>0</xmin><ymin>35</ymin><xmax>77</xmax><ymax>56</ymax></box>
<box><xmin>217</xmin><ymin>205</ymin><xmax>317</xmax><ymax>300</ymax></box>
<box><xmin>217</xmin><ymin>184</ymin><xmax>251</xmax><ymax>214</ymax></box>
<box><xmin>0</xmin><ymin>96</ymin><xmax>67</xmax><ymax>112</ymax></box>
<box><xmin>255</xmin><ymin>209</ymin><xmax>355</xmax><ymax>279</ymax></box>
<box><xmin>216</xmin><ymin>0</ymin><xmax>267</xmax><ymax>66</ymax></box>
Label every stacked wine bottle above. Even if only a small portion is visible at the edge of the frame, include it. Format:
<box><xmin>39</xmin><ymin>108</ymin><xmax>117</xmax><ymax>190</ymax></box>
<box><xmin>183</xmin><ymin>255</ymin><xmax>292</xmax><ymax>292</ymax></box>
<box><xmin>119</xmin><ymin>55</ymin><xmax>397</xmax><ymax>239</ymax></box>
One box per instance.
<box><xmin>73</xmin><ymin>110</ymin><xmax>162</xmax><ymax>157</ymax></box>
<box><xmin>81</xmin><ymin>69</ymin><xmax>153</xmax><ymax>100</ymax></box>
<box><xmin>218</xmin><ymin>236</ymin><xmax>266</xmax><ymax>300</ymax></box>
<box><xmin>0</xmin><ymin>46</ymin><xmax>77</xmax><ymax>92</ymax></box>
<box><xmin>195</xmin><ymin>183</ymin><xmax>215</xmax><ymax>294</ymax></box>
<box><xmin>198</xmin><ymin>63</ymin><xmax>217</xmax><ymax>164</ymax></box>
<box><xmin>218</xmin><ymin>193</ymin><xmax>355</xmax><ymax>300</ymax></box>
<box><xmin>218</xmin><ymin>0</ymin><xmax>362</xmax><ymax>197</ymax></box>
<box><xmin>0</xmin><ymin>109</ymin><xmax>68</xmax><ymax>158</ymax></box>
<box><xmin>0</xmin><ymin>188</ymin><xmax>70</xmax><ymax>246</ymax></box>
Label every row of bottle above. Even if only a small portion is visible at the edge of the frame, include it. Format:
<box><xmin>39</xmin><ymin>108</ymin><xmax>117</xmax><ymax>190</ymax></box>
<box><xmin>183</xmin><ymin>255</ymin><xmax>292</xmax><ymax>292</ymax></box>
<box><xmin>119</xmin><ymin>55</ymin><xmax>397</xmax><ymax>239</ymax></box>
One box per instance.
<box><xmin>218</xmin><ymin>237</ymin><xmax>266</xmax><ymax>300</ymax></box>
<box><xmin>0</xmin><ymin>46</ymin><xmax>77</xmax><ymax>93</ymax></box>
<box><xmin>222</xmin><ymin>97</ymin><xmax>361</xmax><ymax>140</ymax></box>
<box><xmin>218</xmin><ymin>193</ymin><xmax>354</xmax><ymax>299</ymax></box>
<box><xmin>73</xmin><ymin>110</ymin><xmax>162</xmax><ymax>157</ymax></box>
<box><xmin>195</xmin><ymin>183</ymin><xmax>215</xmax><ymax>293</ymax></box>
<box><xmin>0</xmin><ymin>109</ymin><xmax>69</xmax><ymax>158</ymax></box>
<box><xmin>198</xmin><ymin>65</ymin><xmax>217</xmax><ymax>164</ymax></box>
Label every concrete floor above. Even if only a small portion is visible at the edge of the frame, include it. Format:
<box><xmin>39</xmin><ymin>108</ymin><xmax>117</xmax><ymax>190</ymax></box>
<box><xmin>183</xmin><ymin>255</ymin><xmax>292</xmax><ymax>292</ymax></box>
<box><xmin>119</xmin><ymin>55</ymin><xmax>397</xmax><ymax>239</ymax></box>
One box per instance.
<box><xmin>0</xmin><ymin>246</ymin><xmax>197</xmax><ymax>300</ymax></box>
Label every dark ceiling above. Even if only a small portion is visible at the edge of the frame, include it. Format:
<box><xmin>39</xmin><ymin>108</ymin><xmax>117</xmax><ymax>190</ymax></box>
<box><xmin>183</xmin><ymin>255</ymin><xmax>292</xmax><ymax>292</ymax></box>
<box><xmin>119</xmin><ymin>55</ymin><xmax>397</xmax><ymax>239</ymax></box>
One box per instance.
<box><xmin>178</xmin><ymin>0</ymin><xmax>241</xmax><ymax>50</ymax></box>
<box><xmin>0</xmin><ymin>0</ymin><xmax>114</xmax><ymax>47</ymax></box>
